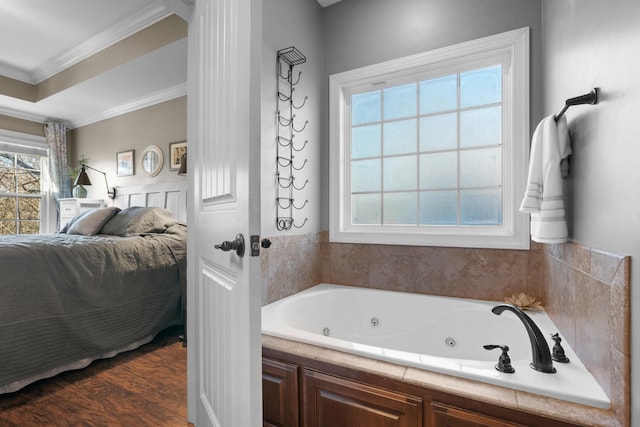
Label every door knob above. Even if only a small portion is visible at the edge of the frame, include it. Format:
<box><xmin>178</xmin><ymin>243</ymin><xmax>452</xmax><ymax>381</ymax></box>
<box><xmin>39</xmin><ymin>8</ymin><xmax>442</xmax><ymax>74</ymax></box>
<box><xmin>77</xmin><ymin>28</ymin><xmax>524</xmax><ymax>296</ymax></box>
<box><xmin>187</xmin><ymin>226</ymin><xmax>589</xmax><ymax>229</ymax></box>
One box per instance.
<box><xmin>215</xmin><ymin>233</ymin><xmax>245</xmax><ymax>257</ymax></box>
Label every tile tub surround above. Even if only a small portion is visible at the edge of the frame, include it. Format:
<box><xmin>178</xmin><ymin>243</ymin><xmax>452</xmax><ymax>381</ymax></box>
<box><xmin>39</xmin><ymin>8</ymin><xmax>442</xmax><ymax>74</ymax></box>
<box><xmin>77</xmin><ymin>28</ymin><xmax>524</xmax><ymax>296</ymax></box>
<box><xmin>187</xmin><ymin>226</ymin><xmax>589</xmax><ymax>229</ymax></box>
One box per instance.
<box><xmin>260</xmin><ymin>233</ymin><xmax>630</xmax><ymax>426</ymax></box>
<box><xmin>260</xmin><ymin>233</ymin><xmax>323</xmax><ymax>305</ymax></box>
<box><xmin>537</xmin><ymin>244</ymin><xmax>630</xmax><ymax>427</ymax></box>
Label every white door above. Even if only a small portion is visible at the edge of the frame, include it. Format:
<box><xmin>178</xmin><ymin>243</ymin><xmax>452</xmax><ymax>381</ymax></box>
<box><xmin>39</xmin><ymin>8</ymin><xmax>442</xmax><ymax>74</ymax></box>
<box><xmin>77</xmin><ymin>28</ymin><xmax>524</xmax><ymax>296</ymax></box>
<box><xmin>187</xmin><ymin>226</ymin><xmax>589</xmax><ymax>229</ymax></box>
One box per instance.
<box><xmin>186</xmin><ymin>0</ymin><xmax>262</xmax><ymax>426</ymax></box>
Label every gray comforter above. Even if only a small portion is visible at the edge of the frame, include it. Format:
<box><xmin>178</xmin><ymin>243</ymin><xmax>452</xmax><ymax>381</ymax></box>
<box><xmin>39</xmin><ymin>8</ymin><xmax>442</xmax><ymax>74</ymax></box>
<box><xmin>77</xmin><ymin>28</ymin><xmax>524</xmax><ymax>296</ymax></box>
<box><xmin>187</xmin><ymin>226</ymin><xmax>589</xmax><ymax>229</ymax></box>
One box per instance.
<box><xmin>0</xmin><ymin>224</ymin><xmax>186</xmax><ymax>393</ymax></box>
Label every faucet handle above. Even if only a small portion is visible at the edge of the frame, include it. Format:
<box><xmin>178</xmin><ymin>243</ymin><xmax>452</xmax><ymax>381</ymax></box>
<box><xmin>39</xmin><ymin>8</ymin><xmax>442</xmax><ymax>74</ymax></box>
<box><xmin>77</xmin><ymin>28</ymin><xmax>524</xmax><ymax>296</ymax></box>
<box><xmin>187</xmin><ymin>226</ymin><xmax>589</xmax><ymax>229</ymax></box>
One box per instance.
<box><xmin>483</xmin><ymin>344</ymin><xmax>503</xmax><ymax>350</ymax></box>
<box><xmin>484</xmin><ymin>344</ymin><xmax>516</xmax><ymax>373</ymax></box>
<box><xmin>551</xmin><ymin>333</ymin><xmax>570</xmax><ymax>363</ymax></box>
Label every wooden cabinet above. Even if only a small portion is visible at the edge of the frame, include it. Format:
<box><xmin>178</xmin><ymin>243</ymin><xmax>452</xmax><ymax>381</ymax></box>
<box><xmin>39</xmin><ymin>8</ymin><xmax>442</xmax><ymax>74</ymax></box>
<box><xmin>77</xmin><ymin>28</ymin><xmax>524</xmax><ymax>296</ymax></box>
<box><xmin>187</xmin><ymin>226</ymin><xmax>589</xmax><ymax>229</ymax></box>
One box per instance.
<box><xmin>302</xmin><ymin>369</ymin><xmax>422</xmax><ymax>427</ymax></box>
<box><xmin>58</xmin><ymin>198</ymin><xmax>105</xmax><ymax>230</ymax></box>
<box><xmin>263</xmin><ymin>358</ymin><xmax>299</xmax><ymax>427</ymax></box>
<box><xmin>261</xmin><ymin>359</ymin><xmax>422</xmax><ymax>427</ymax></box>
<box><xmin>262</xmin><ymin>350</ymin><xmax>582</xmax><ymax>427</ymax></box>
<box><xmin>431</xmin><ymin>402</ymin><xmax>525</xmax><ymax>427</ymax></box>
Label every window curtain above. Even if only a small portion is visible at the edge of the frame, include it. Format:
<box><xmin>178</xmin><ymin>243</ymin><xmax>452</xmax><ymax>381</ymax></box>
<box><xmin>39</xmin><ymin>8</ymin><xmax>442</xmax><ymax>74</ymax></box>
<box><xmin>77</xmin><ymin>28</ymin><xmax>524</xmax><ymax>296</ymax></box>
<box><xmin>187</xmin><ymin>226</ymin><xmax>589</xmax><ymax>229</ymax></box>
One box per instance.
<box><xmin>44</xmin><ymin>121</ymin><xmax>71</xmax><ymax>232</ymax></box>
<box><xmin>44</xmin><ymin>121</ymin><xmax>71</xmax><ymax>200</ymax></box>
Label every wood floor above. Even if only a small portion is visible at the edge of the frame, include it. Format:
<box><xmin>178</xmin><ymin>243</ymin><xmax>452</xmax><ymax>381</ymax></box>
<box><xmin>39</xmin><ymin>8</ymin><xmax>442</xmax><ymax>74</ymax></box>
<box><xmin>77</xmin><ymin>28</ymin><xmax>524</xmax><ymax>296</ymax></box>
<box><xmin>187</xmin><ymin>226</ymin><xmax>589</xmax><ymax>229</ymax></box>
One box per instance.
<box><xmin>0</xmin><ymin>327</ymin><xmax>188</xmax><ymax>427</ymax></box>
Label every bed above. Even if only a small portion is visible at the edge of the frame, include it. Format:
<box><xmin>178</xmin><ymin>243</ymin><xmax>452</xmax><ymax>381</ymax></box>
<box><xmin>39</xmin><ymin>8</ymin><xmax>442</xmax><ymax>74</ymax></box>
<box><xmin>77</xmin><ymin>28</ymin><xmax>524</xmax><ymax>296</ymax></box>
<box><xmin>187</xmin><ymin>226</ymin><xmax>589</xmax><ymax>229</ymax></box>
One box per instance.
<box><xmin>0</xmin><ymin>184</ymin><xmax>187</xmax><ymax>394</ymax></box>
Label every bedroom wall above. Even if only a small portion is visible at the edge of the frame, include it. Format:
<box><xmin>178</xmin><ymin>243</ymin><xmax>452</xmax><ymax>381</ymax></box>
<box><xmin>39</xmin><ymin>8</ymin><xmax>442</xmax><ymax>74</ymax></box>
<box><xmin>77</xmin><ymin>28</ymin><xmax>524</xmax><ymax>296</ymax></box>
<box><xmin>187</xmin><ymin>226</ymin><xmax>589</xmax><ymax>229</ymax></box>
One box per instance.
<box><xmin>0</xmin><ymin>114</ymin><xmax>44</xmax><ymax>137</ymax></box>
<box><xmin>541</xmin><ymin>0</ymin><xmax>640</xmax><ymax>423</ymax></box>
<box><xmin>68</xmin><ymin>96</ymin><xmax>187</xmax><ymax>202</ymax></box>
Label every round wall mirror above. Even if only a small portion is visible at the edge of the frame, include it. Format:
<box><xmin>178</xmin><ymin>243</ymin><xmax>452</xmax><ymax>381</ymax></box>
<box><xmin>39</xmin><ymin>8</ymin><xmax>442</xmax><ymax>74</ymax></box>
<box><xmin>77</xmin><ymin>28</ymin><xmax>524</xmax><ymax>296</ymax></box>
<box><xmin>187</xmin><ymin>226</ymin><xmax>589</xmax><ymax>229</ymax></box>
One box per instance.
<box><xmin>140</xmin><ymin>145</ymin><xmax>163</xmax><ymax>177</ymax></box>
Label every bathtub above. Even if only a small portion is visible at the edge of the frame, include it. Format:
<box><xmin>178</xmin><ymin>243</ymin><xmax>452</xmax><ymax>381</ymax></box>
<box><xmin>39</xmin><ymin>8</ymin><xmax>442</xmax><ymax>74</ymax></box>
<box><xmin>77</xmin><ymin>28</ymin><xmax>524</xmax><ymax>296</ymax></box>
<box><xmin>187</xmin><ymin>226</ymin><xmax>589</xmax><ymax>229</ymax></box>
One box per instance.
<box><xmin>262</xmin><ymin>283</ymin><xmax>610</xmax><ymax>409</ymax></box>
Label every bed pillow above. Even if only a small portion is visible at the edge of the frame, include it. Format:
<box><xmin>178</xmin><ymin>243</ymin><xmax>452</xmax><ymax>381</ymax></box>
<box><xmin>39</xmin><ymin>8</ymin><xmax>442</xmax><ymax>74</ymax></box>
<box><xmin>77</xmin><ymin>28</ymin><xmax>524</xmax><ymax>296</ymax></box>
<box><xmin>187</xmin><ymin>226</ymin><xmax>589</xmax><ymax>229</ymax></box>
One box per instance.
<box><xmin>67</xmin><ymin>207</ymin><xmax>121</xmax><ymax>236</ymax></box>
<box><xmin>100</xmin><ymin>206</ymin><xmax>180</xmax><ymax>236</ymax></box>
<box><xmin>58</xmin><ymin>208</ymin><xmax>100</xmax><ymax>234</ymax></box>
<box><xmin>59</xmin><ymin>207</ymin><xmax>100</xmax><ymax>234</ymax></box>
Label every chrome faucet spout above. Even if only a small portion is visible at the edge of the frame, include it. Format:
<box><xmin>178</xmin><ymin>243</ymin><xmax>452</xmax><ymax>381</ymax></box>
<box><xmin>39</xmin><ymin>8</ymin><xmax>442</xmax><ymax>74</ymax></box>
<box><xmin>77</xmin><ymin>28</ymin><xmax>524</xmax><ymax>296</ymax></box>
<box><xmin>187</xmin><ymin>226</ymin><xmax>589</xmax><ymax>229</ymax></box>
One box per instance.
<box><xmin>491</xmin><ymin>304</ymin><xmax>556</xmax><ymax>373</ymax></box>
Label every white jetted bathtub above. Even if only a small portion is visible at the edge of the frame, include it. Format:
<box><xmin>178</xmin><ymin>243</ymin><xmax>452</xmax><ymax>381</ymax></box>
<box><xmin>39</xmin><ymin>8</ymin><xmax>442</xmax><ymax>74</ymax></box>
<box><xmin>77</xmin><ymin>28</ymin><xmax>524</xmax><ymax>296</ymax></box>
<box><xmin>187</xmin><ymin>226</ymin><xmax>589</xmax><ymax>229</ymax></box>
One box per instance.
<box><xmin>262</xmin><ymin>283</ymin><xmax>610</xmax><ymax>409</ymax></box>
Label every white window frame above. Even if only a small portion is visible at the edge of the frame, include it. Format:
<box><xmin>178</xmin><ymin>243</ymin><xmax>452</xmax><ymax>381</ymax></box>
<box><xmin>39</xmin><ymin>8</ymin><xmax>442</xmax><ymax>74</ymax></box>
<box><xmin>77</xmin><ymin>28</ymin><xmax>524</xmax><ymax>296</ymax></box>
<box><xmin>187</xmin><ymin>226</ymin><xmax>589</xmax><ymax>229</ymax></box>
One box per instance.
<box><xmin>0</xmin><ymin>129</ymin><xmax>51</xmax><ymax>234</ymax></box>
<box><xmin>329</xmin><ymin>27</ymin><xmax>530</xmax><ymax>250</ymax></box>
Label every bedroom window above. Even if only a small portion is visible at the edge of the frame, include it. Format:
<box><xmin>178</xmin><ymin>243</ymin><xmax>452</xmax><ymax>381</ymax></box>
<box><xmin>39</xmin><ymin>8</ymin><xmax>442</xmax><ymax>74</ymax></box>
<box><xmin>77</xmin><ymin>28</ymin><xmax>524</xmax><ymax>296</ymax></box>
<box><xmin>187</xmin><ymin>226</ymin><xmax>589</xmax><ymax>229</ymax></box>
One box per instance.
<box><xmin>329</xmin><ymin>28</ymin><xmax>530</xmax><ymax>249</ymax></box>
<box><xmin>0</xmin><ymin>152</ymin><xmax>43</xmax><ymax>234</ymax></box>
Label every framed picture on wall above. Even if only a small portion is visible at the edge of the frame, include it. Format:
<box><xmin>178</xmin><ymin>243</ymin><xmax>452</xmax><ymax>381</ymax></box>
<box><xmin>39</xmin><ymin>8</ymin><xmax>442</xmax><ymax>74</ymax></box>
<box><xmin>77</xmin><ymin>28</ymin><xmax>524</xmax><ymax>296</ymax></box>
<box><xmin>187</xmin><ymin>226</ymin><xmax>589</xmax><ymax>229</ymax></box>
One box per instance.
<box><xmin>116</xmin><ymin>149</ymin><xmax>135</xmax><ymax>176</ymax></box>
<box><xmin>169</xmin><ymin>141</ymin><xmax>187</xmax><ymax>171</ymax></box>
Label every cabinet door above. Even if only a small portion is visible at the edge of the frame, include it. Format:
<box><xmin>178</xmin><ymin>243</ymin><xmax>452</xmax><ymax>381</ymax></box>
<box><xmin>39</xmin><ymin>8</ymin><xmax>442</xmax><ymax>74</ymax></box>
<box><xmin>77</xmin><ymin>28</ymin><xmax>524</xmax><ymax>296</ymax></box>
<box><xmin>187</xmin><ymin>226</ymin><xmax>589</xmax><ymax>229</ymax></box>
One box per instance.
<box><xmin>302</xmin><ymin>369</ymin><xmax>422</xmax><ymax>427</ymax></box>
<box><xmin>59</xmin><ymin>200</ymin><xmax>77</xmax><ymax>218</ymax></box>
<box><xmin>77</xmin><ymin>199</ymin><xmax>105</xmax><ymax>213</ymax></box>
<box><xmin>263</xmin><ymin>358</ymin><xmax>299</xmax><ymax>427</ymax></box>
<box><xmin>431</xmin><ymin>402</ymin><xmax>526</xmax><ymax>427</ymax></box>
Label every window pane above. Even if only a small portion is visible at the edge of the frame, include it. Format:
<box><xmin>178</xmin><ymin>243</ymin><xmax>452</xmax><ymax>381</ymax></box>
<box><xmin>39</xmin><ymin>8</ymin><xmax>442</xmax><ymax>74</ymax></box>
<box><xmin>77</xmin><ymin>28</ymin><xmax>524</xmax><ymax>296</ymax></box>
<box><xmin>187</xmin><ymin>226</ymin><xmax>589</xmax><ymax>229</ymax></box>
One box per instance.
<box><xmin>383</xmin><ymin>119</ymin><xmax>417</xmax><ymax>156</ymax></box>
<box><xmin>0</xmin><ymin>197</ymin><xmax>16</xmax><ymax>219</ymax></box>
<box><xmin>460</xmin><ymin>65</ymin><xmax>502</xmax><ymax>108</ymax></box>
<box><xmin>17</xmin><ymin>154</ymin><xmax>40</xmax><ymax>170</ymax></box>
<box><xmin>420</xmin><ymin>152</ymin><xmax>457</xmax><ymax>189</ymax></box>
<box><xmin>460</xmin><ymin>147</ymin><xmax>501</xmax><ymax>188</ymax></box>
<box><xmin>0</xmin><ymin>221</ymin><xmax>16</xmax><ymax>235</ymax></box>
<box><xmin>460</xmin><ymin>106</ymin><xmax>502</xmax><ymax>148</ymax></box>
<box><xmin>384</xmin><ymin>83</ymin><xmax>417</xmax><ymax>120</ymax></box>
<box><xmin>352</xmin><ymin>193</ymin><xmax>381</xmax><ymax>224</ymax></box>
<box><xmin>0</xmin><ymin>153</ymin><xmax>14</xmax><ymax>167</ymax></box>
<box><xmin>352</xmin><ymin>125</ymin><xmax>381</xmax><ymax>159</ymax></box>
<box><xmin>460</xmin><ymin>189</ymin><xmax>502</xmax><ymax>225</ymax></box>
<box><xmin>420</xmin><ymin>74</ymin><xmax>457</xmax><ymax>114</ymax></box>
<box><xmin>352</xmin><ymin>159</ymin><xmax>381</xmax><ymax>192</ymax></box>
<box><xmin>0</xmin><ymin>168</ymin><xmax>15</xmax><ymax>192</ymax></box>
<box><xmin>420</xmin><ymin>113</ymin><xmax>457</xmax><ymax>152</ymax></box>
<box><xmin>18</xmin><ymin>197</ymin><xmax>40</xmax><ymax>220</ymax></box>
<box><xmin>383</xmin><ymin>192</ymin><xmax>417</xmax><ymax>224</ymax></box>
<box><xmin>19</xmin><ymin>220</ymin><xmax>39</xmax><ymax>234</ymax></box>
<box><xmin>16</xmin><ymin>170</ymin><xmax>40</xmax><ymax>194</ymax></box>
<box><xmin>352</xmin><ymin>90</ymin><xmax>381</xmax><ymax>125</ymax></box>
<box><xmin>420</xmin><ymin>191</ymin><xmax>458</xmax><ymax>225</ymax></box>
<box><xmin>384</xmin><ymin>155</ymin><xmax>417</xmax><ymax>191</ymax></box>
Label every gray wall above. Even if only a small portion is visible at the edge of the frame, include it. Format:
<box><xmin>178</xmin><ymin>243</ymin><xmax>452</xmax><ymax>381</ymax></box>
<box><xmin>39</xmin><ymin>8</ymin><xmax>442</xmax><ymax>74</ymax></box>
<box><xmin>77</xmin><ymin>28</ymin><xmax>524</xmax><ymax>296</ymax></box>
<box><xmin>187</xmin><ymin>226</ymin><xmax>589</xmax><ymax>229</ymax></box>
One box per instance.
<box><xmin>321</xmin><ymin>0</ymin><xmax>544</xmax><ymax>229</ymax></box>
<box><xmin>262</xmin><ymin>0</ymin><xmax>324</xmax><ymax>235</ymax></box>
<box><xmin>542</xmin><ymin>0</ymin><xmax>640</xmax><ymax>422</ymax></box>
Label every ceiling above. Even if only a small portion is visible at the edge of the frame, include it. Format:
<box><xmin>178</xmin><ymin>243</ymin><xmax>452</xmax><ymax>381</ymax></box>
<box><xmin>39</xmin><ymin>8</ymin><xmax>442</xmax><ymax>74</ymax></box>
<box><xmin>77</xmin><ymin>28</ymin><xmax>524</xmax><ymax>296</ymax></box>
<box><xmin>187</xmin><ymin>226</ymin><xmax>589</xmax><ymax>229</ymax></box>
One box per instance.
<box><xmin>0</xmin><ymin>0</ymin><xmax>187</xmax><ymax>129</ymax></box>
<box><xmin>0</xmin><ymin>0</ymin><xmax>341</xmax><ymax>130</ymax></box>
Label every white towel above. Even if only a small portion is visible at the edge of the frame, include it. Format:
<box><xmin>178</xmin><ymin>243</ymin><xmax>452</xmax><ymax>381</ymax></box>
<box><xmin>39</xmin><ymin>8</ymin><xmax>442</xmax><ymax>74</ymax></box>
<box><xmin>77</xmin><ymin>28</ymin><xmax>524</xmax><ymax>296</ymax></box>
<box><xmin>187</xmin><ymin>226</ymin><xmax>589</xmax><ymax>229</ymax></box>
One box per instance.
<box><xmin>519</xmin><ymin>115</ymin><xmax>571</xmax><ymax>243</ymax></box>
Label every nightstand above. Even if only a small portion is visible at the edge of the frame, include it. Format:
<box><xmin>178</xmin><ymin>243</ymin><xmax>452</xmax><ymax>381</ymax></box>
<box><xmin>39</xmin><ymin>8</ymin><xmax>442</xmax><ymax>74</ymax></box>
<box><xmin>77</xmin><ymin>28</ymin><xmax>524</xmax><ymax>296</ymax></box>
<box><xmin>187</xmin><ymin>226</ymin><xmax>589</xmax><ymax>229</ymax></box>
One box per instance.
<box><xmin>59</xmin><ymin>198</ymin><xmax>106</xmax><ymax>230</ymax></box>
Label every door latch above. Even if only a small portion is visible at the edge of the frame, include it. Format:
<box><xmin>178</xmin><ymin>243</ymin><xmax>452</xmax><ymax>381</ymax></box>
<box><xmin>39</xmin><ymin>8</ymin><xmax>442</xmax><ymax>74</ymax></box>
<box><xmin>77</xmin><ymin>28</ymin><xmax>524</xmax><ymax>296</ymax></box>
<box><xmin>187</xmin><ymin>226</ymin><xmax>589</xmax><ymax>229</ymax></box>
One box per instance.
<box><xmin>250</xmin><ymin>235</ymin><xmax>260</xmax><ymax>256</ymax></box>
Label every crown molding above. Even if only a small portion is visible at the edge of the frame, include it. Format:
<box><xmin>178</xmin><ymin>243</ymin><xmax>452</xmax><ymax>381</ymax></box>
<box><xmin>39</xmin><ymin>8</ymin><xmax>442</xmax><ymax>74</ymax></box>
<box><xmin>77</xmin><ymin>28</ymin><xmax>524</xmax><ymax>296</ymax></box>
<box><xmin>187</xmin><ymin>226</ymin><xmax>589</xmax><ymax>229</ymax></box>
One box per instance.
<box><xmin>31</xmin><ymin>4</ymin><xmax>172</xmax><ymax>84</ymax></box>
<box><xmin>69</xmin><ymin>82</ymin><xmax>187</xmax><ymax>129</ymax></box>
<box><xmin>154</xmin><ymin>0</ymin><xmax>193</xmax><ymax>21</ymax></box>
<box><xmin>317</xmin><ymin>0</ymin><xmax>343</xmax><ymax>7</ymax></box>
<box><xmin>0</xmin><ymin>128</ymin><xmax>47</xmax><ymax>145</ymax></box>
<box><xmin>0</xmin><ymin>82</ymin><xmax>186</xmax><ymax>129</ymax></box>
<box><xmin>0</xmin><ymin>105</ymin><xmax>54</xmax><ymax>124</ymax></box>
<box><xmin>0</xmin><ymin>63</ymin><xmax>32</xmax><ymax>83</ymax></box>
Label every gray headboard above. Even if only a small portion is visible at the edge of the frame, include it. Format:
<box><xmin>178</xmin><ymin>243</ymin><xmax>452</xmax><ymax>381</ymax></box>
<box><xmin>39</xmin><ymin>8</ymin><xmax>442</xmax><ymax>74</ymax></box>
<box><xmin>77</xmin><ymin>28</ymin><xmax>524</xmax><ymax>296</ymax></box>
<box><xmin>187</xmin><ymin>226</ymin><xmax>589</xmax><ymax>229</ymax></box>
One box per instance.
<box><xmin>113</xmin><ymin>182</ymin><xmax>187</xmax><ymax>222</ymax></box>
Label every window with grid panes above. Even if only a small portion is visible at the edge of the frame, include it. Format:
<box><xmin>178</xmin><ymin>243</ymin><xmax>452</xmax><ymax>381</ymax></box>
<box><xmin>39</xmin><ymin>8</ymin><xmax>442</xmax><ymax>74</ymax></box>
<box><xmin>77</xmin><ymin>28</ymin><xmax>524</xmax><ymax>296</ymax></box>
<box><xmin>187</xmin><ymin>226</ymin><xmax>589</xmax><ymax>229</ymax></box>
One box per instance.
<box><xmin>329</xmin><ymin>28</ymin><xmax>530</xmax><ymax>249</ymax></box>
<box><xmin>0</xmin><ymin>152</ymin><xmax>43</xmax><ymax>234</ymax></box>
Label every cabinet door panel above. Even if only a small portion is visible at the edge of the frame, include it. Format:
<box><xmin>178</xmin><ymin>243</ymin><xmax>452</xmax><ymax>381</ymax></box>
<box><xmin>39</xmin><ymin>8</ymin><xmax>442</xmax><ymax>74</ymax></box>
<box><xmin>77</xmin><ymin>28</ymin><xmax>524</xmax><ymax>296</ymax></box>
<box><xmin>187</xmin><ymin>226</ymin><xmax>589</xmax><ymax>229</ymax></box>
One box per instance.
<box><xmin>302</xmin><ymin>369</ymin><xmax>421</xmax><ymax>427</ymax></box>
<box><xmin>263</xmin><ymin>358</ymin><xmax>299</xmax><ymax>427</ymax></box>
<box><xmin>431</xmin><ymin>402</ymin><xmax>526</xmax><ymax>427</ymax></box>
